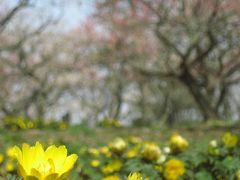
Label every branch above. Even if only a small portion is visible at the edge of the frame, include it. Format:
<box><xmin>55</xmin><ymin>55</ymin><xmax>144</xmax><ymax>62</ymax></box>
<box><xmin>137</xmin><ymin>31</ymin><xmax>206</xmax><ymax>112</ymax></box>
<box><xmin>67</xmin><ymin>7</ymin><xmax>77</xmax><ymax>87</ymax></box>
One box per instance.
<box><xmin>155</xmin><ymin>26</ymin><xmax>184</xmax><ymax>59</ymax></box>
<box><xmin>134</xmin><ymin>66</ymin><xmax>176</xmax><ymax>79</ymax></box>
<box><xmin>190</xmin><ymin>30</ymin><xmax>217</xmax><ymax>66</ymax></box>
<box><xmin>214</xmin><ymin>85</ymin><xmax>227</xmax><ymax>111</ymax></box>
<box><xmin>223</xmin><ymin>58</ymin><xmax>240</xmax><ymax>78</ymax></box>
<box><xmin>0</xmin><ymin>0</ymin><xmax>31</xmax><ymax>31</ymax></box>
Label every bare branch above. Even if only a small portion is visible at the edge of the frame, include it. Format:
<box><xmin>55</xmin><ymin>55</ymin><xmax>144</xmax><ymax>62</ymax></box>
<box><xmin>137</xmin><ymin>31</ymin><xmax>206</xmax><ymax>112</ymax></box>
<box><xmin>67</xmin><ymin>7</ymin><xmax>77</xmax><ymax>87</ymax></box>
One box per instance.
<box><xmin>0</xmin><ymin>0</ymin><xmax>31</xmax><ymax>31</ymax></box>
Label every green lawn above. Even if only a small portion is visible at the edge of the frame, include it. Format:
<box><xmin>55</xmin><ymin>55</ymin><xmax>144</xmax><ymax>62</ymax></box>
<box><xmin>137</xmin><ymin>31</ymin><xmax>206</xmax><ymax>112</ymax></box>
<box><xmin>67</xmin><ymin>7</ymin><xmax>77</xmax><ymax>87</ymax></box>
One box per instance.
<box><xmin>1</xmin><ymin>121</ymin><xmax>238</xmax><ymax>152</ymax></box>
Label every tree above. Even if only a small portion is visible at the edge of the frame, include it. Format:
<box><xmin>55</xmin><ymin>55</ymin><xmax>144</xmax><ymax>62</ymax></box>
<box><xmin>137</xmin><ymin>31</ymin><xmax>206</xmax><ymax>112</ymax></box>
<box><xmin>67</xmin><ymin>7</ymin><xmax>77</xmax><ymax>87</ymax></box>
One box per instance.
<box><xmin>0</xmin><ymin>0</ymin><xmax>68</xmax><ymax>121</ymax></box>
<box><xmin>94</xmin><ymin>0</ymin><xmax>240</xmax><ymax>121</ymax></box>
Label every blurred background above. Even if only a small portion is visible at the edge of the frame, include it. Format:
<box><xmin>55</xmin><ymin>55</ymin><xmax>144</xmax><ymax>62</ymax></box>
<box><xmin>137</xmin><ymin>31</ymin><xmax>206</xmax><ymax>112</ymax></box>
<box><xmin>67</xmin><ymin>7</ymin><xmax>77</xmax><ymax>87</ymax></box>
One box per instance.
<box><xmin>0</xmin><ymin>0</ymin><xmax>240</xmax><ymax>127</ymax></box>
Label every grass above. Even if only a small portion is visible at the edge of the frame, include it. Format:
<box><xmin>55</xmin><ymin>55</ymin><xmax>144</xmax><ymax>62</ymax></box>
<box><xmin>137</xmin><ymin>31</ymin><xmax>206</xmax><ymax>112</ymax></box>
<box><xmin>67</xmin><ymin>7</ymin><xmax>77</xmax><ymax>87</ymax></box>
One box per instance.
<box><xmin>0</xmin><ymin>121</ymin><xmax>239</xmax><ymax>179</ymax></box>
<box><xmin>1</xmin><ymin>121</ymin><xmax>239</xmax><ymax>152</ymax></box>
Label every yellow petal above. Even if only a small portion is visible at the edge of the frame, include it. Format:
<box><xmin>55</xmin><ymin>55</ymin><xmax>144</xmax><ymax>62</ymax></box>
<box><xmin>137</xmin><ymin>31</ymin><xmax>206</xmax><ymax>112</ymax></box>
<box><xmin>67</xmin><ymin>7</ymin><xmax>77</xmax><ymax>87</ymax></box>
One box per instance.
<box><xmin>13</xmin><ymin>146</ymin><xmax>23</xmax><ymax>163</ymax></box>
<box><xmin>17</xmin><ymin>164</ymin><xmax>27</xmax><ymax>179</ymax></box>
<box><xmin>59</xmin><ymin>154</ymin><xmax>78</xmax><ymax>174</ymax></box>
<box><xmin>50</xmin><ymin>146</ymin><xmax>67</xmax><ymax>171</ymax></box>
<box><xmin>30</xmin><ymin>168</ymin><xmax>42</xmax><ymax>179</ymax></box>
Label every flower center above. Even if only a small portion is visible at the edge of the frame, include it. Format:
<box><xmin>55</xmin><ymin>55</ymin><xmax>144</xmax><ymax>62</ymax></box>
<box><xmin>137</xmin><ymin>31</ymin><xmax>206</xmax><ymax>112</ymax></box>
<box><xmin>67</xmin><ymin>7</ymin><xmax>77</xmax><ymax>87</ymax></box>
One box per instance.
<box><xmin>35</xmin><ymin>160</ymin><xmax>52</xmax><ymax>175</ymax></box>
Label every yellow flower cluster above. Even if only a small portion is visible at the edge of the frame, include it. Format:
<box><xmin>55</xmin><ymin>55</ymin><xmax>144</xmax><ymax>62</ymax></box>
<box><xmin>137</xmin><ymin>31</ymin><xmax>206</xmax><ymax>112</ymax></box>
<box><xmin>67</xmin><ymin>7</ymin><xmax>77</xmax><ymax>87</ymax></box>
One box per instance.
<box><xmin>77</xmin><ymin>135</ymin><xmax>187</xmax><ymax>179</ymax></box>
<box><xmin>1</xmin><ymin>131</ymin><xmax>238</xmax><ymax>179</ymax></box>
<box><xmin>98</xmin><ymin>118</ymin><xmax>122</xmax><ymax>128</ymax></box>
<box><xmin>3</xmin><ymin>116</ymin><xmax>36</xmax><ymax>131</ymax></box>
<box><xmin>3</xmin><ymin>116</ymin><xmax>70</xmax><ymax>131</ymax></box>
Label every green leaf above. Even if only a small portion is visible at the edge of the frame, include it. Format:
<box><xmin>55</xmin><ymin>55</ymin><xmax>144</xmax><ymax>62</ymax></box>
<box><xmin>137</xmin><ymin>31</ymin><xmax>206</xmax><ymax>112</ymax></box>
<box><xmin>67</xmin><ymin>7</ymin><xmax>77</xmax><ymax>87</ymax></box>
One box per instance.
<box><xmin>195</xmin><ymin>171</ymin><xmax>213</xmax><ymax>180</ymax></box>
<box><xmin>6</xmin><ymin>174</ymin><xmax>22</xmax><ymax>180</ymax></box>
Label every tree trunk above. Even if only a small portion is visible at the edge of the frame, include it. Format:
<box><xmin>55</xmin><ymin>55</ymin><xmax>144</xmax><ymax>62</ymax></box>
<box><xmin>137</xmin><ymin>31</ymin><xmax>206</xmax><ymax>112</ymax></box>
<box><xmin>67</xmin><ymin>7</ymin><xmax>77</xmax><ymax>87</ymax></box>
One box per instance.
<box><xmin>179</xmin><ymin>70</ymin><xmax>219</xmax><ymax>121</ymax></box>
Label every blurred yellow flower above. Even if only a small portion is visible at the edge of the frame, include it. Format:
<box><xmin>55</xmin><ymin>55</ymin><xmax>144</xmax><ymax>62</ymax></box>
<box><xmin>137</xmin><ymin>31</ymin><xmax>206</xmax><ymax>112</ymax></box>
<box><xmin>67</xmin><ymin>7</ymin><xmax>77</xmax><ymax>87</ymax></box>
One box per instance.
<box><xmin>102</xmin><ymin>175</ymin><xmax>120</xmax><ymax>180</ymax></box>
<box><xmin>100</xmin><ymin>146</ymin><xmax>109</xmax><ymax>154</ymax></box>
<box><xmin>89</xmin><ymin>148</ymin><xmax>100</xmax><ymax>156</ymax></box>
<box><xmin>222</xmin><ymin>132</ymin><xmax>238</xmax><ymax>148</ymax></box>
<box><xmin>26</xmin><ymin>121</ymin><xmax>35</xmax><ymax>129</ymax></box>
<box><xmin>79</xmin><ymin>146</ymin><xmax>87</xmax><ymax>155</ymax></box>
<box><xmin>17</xmin><ymin>117</ymin><xmax>27</xmax><ymax>129</ymax></box>
<box><xmin>169</xmin><ymin>134</ymin><xmax>188</xmax><ymax>153</ymax></box>
<box><xmin>236</xmin><ymin>170</ymin><xmax>240</xmax><ymax>180</ymax></box>
<box><xmin>113</xmin><ymin>119</ymin><xmax>122</xmax><ymax>128</ymax></box>
<box><xmin>208</xmin><ymin>140</ymin><xmax>219</xmax><ymax>156</ymax></box>
<box><xmin>90</xmin><ymin>159</ymin><xmax>100</xmax><ymax>167</ymax></box>
<box><xmin>13</xmin><ymin>141</ymin><xmax>78</xmax><ymax>180</ymax></box>
<box><xmin>164</xmin><ymin>159</ymin><xmax>185</xmax><ymax>180</ymax></box>
<box><xmin>154</xmin><ymin>164</ymin><xmax>163</xmax><ymax>172</ymax></box>
<box><xmin>59</xmin><ymin>122</ymin><xmax>67</xmax><ymax>130</ymax></box>
<box><xmin>142</xmin><ymin>142</ymin><xmax>161</xmax><ymax>161</ymax></box>
<box><xmin>127</xmin><ymin>172</ymin><xmax>142</xmax><ymax>180</ymax></box>
<box><xmin>7</xmin><ymin>146</ymin><xmax>16</xmax><ymax>159</ymax></box>
<box><xmin>101</xmin><ymin>166</ymin><xmax>113</xmax><ymax>175</ymax></box>
<box><xmin>110</xmin><ymin>138</ymin><xmax>127</xmax><ymax>155</ymax></box>
<box><xmin>129</xmin><ymin>136</ymin><xmax>142</xmax><ymax>144</ymax></box>
<box><xmin>0</xmin><ymin>153</ymin><xmax>4</xmax><ymax>164</ymax></box>
<box><xmin>5</xmin><ymin>160</ymin><xmax>15</xmax><ymax>172</ymax></box>
<box><xmin>100</xmin><ymin>146</ymin><xmax>112</xmax><ymax>157</ymax></box>
<box><xmin>101</xmin><ymin>160</ymin><xmax>123</xmax><ymax>174</ymax></box>
<box><xmin>126</xmin><ymin>148</ymin><xmax>138</xmax><ymax>158</ymax></box>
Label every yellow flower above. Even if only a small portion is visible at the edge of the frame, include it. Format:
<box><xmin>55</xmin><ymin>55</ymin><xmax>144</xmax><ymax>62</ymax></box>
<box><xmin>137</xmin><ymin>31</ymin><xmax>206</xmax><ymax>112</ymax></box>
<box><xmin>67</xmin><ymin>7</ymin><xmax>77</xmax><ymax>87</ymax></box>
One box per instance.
<box><xmin>102</xmin><ymin>175</ymin><xmax>121</xmax><ymax>180</ymax></box>
<box><xmin>13</xmin><ymin>142</ymin><xmax>78</xmax><ymax>180</ymax></box>
<box><xmin>128</xmin><ymin>136</ymin><xmax>142</xmax><ymax>144</ymax></box>
<box><xmin>169</xmin><ymin>134</ymin><xmax>188</xmax><ymax>153</ymax></box>
<box><xmin>112</xmin><ymin>119</ymin><xmax>121</xmax><ymax>128</ymax></box>
<box><xmin>100</xmin><ymin>146</ymin><xmax>112</xmax><ymax>157</ymax></box>
<box><xmin>88</xmin><ymin>148</ymin><xmax>100</xmax><ymax>156</ymax></box>
<box><xmin>101</xmin><ymin>166</ymin><xmax>113</xmax><ymax>175</ymax></box>
<box><xmin>79</xmin><ymin>146</ymin><xmax>87</xmax><ymax>155</ymax></box>
<box><xmin>26</xmin><ymin>121</ymin><xmax>35</xmax><ymax>129</ymax></box>
<box><xmin>101</xmin><ymin>160</ymin><xmax>123</xmax><ymax>174</ymax></box>
<box><xmin>126</xmin><ymin>148</ymin><xmax>138</xmax><ymax>158</ymax></box>
<box><xmin>7</xmin><ymin>146</ymin><xmax>16</xmax><ymax>159</ymax></box>
<box><xmin>100</xmin><ymin>146</ymin><xmax>110</xmax><ymax>154</ymax></box>
<box><xmin>208</xmin><ymin>140</ymin><xmax>219</xmax><ymax>156</ymax></box>
<box><xmin>127</xmin><ymin>172</ymin><xmax>142</xmax><ymax>180</ymax></box>
<box><xmin>17</xmin><ymin>117</ymin><xmax>27</xmax><ymax>129</ymax></box>
<box><xmin>59</xmin><ymin>122</ymin><xmax>67</xmax><ymax>130</ymax></box>
<box><xmin>154</xmin><ymin>165</ymin><xmax>163</xmax><ymax>172</ymax></box>
<box><xmin>110</xmin><ymin>138</ymin><xmax>127</xmax><ymax>155</ymax></box>
<box><xmin>0</xmin><ymin>153</ymin><xmax>4</xmax><ymax>164</ymax></box>
<box><xmin>164</xmin><ymin>159</ymin><xmax>185</xmax><ymax>180</ymax></box>
<box><xmin>222</xmin><ymin>132</ymin><xmax>238</xmax><ymax>148</ymax></box>
<box><xmin>6</xmin><ymin>160</ymin><xmax>15</xmax><ymax>172</ymax></box>
<box><xmin>142</xmin><ymin>142</ymin><xmax>161</xmax><ymax>161</ymax></box>
<box><xmin>236</xmin><ymin>170</ymin><xmax>240</xmax><ymax>180</ymax></box>
<box><xmin>90</xmin><ymin>159</ymin><xmax>100</xmax><ymax>167</ymax></box>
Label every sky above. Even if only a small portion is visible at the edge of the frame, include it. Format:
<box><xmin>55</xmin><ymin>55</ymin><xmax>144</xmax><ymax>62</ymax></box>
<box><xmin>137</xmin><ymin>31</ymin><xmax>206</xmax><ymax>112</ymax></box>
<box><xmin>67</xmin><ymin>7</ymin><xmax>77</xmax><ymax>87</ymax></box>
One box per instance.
<box><xmin>62</xmin><ymin>0</ymin><xmax>95</xmax><ymax>28</ymax></box>
<box><xmin>6</xmin><ymin>0</ymin><xmax>95</xmax><ymax>29</ymax></box>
